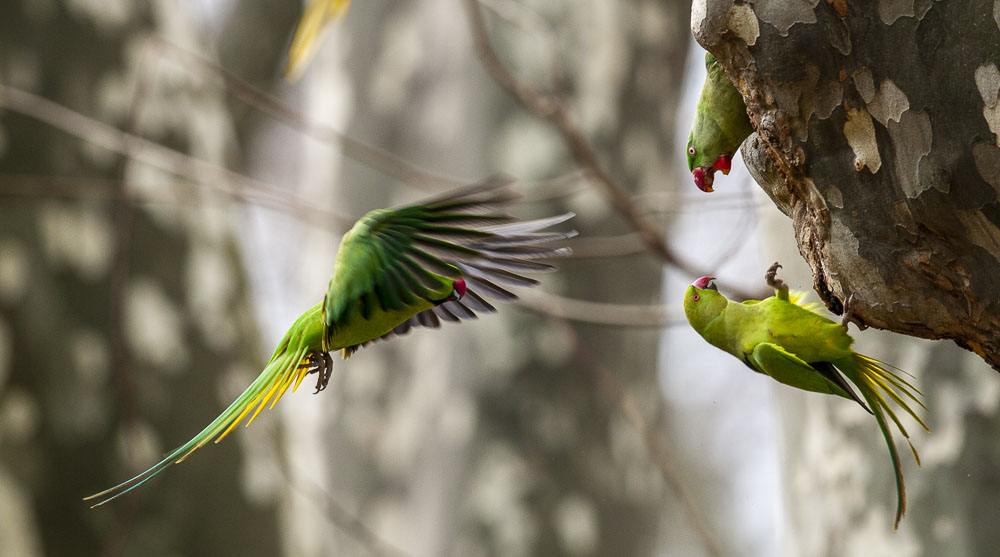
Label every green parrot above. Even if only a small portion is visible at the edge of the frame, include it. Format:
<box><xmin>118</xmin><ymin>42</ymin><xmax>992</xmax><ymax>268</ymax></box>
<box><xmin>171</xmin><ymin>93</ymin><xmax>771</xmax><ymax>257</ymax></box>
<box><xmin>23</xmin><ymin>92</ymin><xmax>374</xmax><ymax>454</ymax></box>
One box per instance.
<box><xmin>85</xmin><ymin>178</ymin><xmax>574</xmax><ymax>507</ymax></box>
<box><xmin>684</xmin><ymin>264</ymin><xmax>928</xmax><ymax>529</ymax></box>
<box><xmin>283</xmin><ymin>0</ymin><xmax>351</xmax><ymax>81</ymax></box>
<box><xmin>686</xmin><ymin>52</ymin><xmax>753</xmax><ymax>192</ymax></box>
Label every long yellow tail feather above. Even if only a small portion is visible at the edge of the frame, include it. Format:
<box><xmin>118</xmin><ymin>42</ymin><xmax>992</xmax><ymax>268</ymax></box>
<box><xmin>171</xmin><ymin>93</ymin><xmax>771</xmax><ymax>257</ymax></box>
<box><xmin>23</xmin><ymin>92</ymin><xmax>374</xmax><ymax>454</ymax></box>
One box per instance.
<box><xmin>84</xmin><ymin>341</ymin><xmax>316</xmax><ymax>507</ymax></box>
<box><xmin>846</xmin><ymin>352</ymin><xmax>929</xmax><ymax>529</ymax></box>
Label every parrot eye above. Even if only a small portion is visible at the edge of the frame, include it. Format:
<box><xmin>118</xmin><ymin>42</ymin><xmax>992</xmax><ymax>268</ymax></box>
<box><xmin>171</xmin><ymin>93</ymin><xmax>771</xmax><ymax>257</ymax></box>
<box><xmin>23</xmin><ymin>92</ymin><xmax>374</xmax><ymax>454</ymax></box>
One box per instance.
<box><xmin>692</xmin><ymin>293</ymin><xmax>700</xmax><ymax>302</ymax></box>
<box><xmin>687</xmin><ymin>146</ymin><xmax>696</xmax><ymax>157</ymax></box>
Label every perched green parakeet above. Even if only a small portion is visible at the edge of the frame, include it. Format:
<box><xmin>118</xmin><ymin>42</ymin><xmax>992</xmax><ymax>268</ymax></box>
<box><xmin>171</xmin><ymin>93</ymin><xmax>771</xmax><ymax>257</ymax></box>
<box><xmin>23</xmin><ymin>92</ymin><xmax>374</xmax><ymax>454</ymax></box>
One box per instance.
<box><xmin>283</xmin><ymin>0</ymin><xmax>351</xmax><ymax>81</ymax></box>
<box><xmin>684</xmin><ymin>264</ymin><xmax>928</xmax><ymax>529</ymax></box>
<box><xmin>686</xmin><ymin>52</ymin><xmax>753</xmax><ymax>192</ymax></box>
<box><xmin>86</xmin><ymin>178</ymin><xmax>574</xmax><ymax>507</ymax></box>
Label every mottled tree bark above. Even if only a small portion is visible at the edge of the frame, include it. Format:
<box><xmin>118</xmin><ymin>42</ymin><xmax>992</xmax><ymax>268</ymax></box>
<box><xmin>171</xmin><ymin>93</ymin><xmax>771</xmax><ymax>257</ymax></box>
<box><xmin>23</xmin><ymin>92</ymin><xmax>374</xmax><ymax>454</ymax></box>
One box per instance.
<box><xmin>692</xmin><ymin>0</ymin><xmax>1000</xmax><ymax>369</ymax></box>
<box><xmin>0</xmin><ymin>1</ymin><xmax>298</xmax><ymax>555</ymax></box>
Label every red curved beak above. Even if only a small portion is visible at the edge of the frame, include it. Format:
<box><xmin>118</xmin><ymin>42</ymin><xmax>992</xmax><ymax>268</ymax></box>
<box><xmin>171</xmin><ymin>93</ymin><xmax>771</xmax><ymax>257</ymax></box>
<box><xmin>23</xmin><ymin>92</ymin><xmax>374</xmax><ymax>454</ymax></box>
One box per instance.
<box><xmin>693</xmin><ymin>167</ymin><xmax>714</xmax><ymax>193</ymax></box>
<box><xmin>452</xmin><ymin>277</ymin><xmax>467</xmax><ymax>300</ymax></box>
<box><xmin>692</xmin><ymin>276</ymin><xmax>715</xmax><ymax>289</ymax></box>
<box><xmin>713</xmin><ymin>154</ymin><xmax>732</xmax><ymax>175</ymax></box>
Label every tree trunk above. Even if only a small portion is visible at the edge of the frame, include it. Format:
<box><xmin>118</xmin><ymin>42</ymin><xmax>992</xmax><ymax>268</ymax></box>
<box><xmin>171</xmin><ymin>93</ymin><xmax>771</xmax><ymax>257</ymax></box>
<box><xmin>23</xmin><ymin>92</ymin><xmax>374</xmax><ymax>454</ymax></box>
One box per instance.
<box><xmin>691</xmin><ymin>1</ymin><xmax>1000</xmax><ymax>552</ymax></box>
<box><xmin>692</xmin><ymin>0</ymin><xmax>1000</xmax><ymax>369</ymax></box>
<box><xmin>0</xmin><ymin>1</ymin><xmax>298</xmax><ymax>555</ymax></box>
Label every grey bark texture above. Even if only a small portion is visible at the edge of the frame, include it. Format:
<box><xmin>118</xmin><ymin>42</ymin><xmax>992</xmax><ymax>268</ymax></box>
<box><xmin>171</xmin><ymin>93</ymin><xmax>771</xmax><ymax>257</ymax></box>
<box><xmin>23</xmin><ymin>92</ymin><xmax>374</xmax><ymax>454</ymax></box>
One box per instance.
<box><xmin>692</xmin><ymin>0</ymin><xmax>1000</xmax><ymax>369</ymax></box>
<box><xmin>0</xmin><ymin>1</ymin><xmax>298</xmax><ymax>555</ymax></box>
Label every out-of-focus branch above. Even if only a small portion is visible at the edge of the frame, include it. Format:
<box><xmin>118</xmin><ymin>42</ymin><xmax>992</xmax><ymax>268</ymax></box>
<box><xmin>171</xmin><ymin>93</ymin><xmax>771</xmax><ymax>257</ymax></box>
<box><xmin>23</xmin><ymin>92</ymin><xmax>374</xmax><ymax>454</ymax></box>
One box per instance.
<box><xmin>0</xmin><ymin>174</ymin><xmax>123</xmax><ymax>199</ymax></box>
<box><xmin>516</xmin><ymin>169</ymin><xmax>589</xmax><ymax>203</ymax></box>
<box><xmin>289</xmin><ymin>464</ymin><xmax>410</xmax><ymax>557</ymax></box>
<box><xmin>552</xmin><ymin>320</ymin><xmax>724</xmax><ymax>557</ymax></box>
<box><xmin>0</xmin><ymin>84</ymin><xmax>355</xmax><ymax>231</ymax></box>
<box><xmin>636</xmin><ymin>191</ymin><xmax>761</xmax><ymax>214</ymax></box>
<box><xmin>461</xmin><ymin>0</ymin><xmax>757</xmax><ymax>301</ymax></box>
<box><xmin>516</xmin><ymin>290</ymin><xmax>685</xmax><ymax>327</ymax></box>
<box><xmin>564</xmin><ymin>232</ymin><xmax>647</xmax><ymax>260</ymax></box>
<box><xmin>476</xmin><ymin>0</ymin><xmax>569</xmax><ymax>92</ymax></box>
<box><xmin>0</xmin><ymin>173</ymin><xmax>355</xmax><ymax>235</ymax></box>
<box><xmin>149</xmin><ymin>38</ymin><xmax>464</xmax><ymax>192</ymax></box>
<box><xmin>98</xmin><ymin>38</ymin><xmax>159</xmax><ymax>557</ymax></box>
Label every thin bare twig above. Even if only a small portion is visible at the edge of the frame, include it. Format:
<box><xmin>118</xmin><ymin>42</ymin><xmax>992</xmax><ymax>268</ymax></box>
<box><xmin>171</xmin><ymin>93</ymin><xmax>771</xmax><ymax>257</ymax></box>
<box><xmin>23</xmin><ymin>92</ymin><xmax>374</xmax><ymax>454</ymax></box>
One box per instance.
<box><xmin>461</xmin><ymin>0</ymin><xmax>757</xmax><ymax>300</ymax></box>
<box><xmin>464</xmin><ymin>5</ymin><xmax>728</xmax><ymax>552</ymax></box>
<box><xmin>0</xmin><ymin>83</ymin><xmax>356</xmax><ymax>231</ymax></box>
<box><xmin>0</xmin><ymin>172</ymin><xmax>355</xmax><ymax>235</ymax></box>
<box><xmin>0</xmin><ymin>174</ymin><xmax>123</xmax><ymax>199</ymax></box>
<box><xmin>288</xmin><ymin>464</ymin><xmax>410</xmax><ymax>557</ymax></box>
<box><xmin>564</xmin><ymin>232</ymin><xmax>647</xmax><ymax>260</ymax></box>
<box><xmin>149</xmin><ymin>38</ymin><xmax>464</xmax><ymax>192</ymax></box>
<box><xmin>516</xmin><ymin>169</ymin><xmax>589</xmax><ymax>203</ymax></box>
<box><xmin>476</xmin><ymin>0</ymin><xmax>569</xmax><ymax>91</ymax></box>
<box><xmin>98</xmin><ymin>37</ymin><xmax>164</xmax><ymax>557</ymax></box>
<box><xmin>516</xmin><ymin>289</ymin><xmax>686</xmax><ymax>328</ymax></box>
<box><xmin>555</xmin><ymin>321</ymin><xmax>725</xmax><ymax>557</ymax></box>
<box><xmin>635</xmin><ymin>191</ymin><xmax>762</xmax><ymax>214</ymax></box>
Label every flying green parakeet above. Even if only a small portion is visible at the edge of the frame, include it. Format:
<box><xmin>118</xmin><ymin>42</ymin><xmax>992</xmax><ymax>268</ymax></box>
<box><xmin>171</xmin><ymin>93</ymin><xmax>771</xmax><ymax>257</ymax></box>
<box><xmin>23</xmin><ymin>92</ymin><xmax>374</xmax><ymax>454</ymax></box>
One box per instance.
<box><xmin>686</xmin><ymin>52</ymin><xmax>754</xmax><ymax>193</ymax></box>
<box><xmin>283</xmin><ymin>0</ymin><xmax>351</xmax><ymax>81</ymax></box>
<box><xmin>85</xmin><ymin>178</ymin><xmax>574</xmax><ymax>507</ymax></box>
<box><xmin>683</xmin><ymin>264</ymin><xmax>928</xmax><ymax>529</ymax></box>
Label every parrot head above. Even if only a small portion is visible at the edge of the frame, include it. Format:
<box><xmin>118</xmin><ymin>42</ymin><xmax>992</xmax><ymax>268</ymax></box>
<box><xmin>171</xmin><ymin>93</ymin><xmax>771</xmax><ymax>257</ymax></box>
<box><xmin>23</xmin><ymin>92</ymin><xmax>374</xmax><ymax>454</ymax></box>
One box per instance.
<box><xmin>683</xmin><ymin>276</ymin><xmax>727</xmax><ymax>333</ymax></box>
<box><xmin>687</xmin><ymin>141</ymin><xmax>733</xmax><ymax>193</ymax></box>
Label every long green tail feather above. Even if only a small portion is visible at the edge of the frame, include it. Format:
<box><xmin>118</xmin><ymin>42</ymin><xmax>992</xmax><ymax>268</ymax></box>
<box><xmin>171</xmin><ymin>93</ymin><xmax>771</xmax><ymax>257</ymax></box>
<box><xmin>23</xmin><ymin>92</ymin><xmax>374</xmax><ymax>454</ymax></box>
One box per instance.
<box><xmin>844</xmin><ymin>352</ymin><xmax>930</xmax><ymax>529</ymax></box>
<box><xmin>855</xmin><ymin>354</ymin><xmax>929</xmax><ymax>430</ymax></box>
<box><xmin>859</xmin><ymin>385</ymin><xmax>907</xmax><ymax>529</ymax></box>
<box><xmin>84</xmin><ymin>316</ymin><xmax>318</xmax><ymax>507</ymax></box>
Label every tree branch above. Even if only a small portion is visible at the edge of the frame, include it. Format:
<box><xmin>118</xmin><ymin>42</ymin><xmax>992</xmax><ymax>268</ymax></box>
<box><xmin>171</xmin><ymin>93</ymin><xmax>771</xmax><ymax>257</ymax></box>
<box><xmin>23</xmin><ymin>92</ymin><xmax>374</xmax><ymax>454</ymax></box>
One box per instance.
<box><xmin>288</xmin><ymin>463</ymin><xmax>410</xmax><ymax>557</ymax></box>
<box><xmin>0</xmin><ymin>83</ymin><xmax>356</xmax><ymax>231</ymax></box>
<box><xmin>461</xmin><ymin>0</ymin><xmax>757</xmax><ymax>300</ymax></box>
<box><xmin>516</xmin><ymin>290</ymin><xmax>686</xmax><ymax>328</ymax></box>
<box><xmin>558</xmin><ymin>321</ymin><xmax>725</xmax><ymax>557</ymax></box>
<box><xmin>148</xmin><ymin>38</ymin><xmax>465</xmax><ymax>192</ymax></box>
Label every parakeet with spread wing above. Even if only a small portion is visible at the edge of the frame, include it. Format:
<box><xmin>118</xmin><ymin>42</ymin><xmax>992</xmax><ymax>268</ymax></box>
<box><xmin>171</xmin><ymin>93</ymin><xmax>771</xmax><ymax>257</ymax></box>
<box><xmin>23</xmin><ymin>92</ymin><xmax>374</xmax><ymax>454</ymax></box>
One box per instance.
<box><xmin>686</xmin><ymin>52</ymin><xmax>753</xmax><ymax>193</ymax></box>
<box><xmin>683</xmin><ymin>263</ymin><xmax>928</xmax><ymax>529</ymax></box>
<box><xmin>86</xmin><ymin>178</ymin><xmax>574</xmax><ymax>507</ymax></box>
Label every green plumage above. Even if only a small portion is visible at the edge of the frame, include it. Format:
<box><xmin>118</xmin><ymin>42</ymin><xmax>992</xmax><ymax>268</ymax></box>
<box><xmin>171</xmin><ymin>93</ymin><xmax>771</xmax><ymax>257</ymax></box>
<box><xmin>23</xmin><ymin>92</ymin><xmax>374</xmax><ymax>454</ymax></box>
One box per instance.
<box><xmin>684</xmin><ymin>269</ymin><xmax>928</xmax><ymax>529</ymax></box>
<box><xmin>85</xmin><ymin>178</ymin><xmax>573</xmax><ymax>507</ymax></box>
<box><xmin>686</xmin><ymin>52</ymin><xmax>753</xmax><ymax>192</ymax></box>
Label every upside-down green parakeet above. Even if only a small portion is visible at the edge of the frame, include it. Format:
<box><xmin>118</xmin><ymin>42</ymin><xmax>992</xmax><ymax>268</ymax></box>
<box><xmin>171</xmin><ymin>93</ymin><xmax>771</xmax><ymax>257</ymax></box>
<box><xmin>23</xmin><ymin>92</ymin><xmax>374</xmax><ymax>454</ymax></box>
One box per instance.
<box><xmin>683</xmin><ymin>264</ymin><xmax>928</xmax><ymax>529</ymax></box>
<box><xmin>86</xmin><ymin>178</ymin><xmax>574</xmax><ymax>507</ymax></box>
<box><xmin>687</xmin><ymin>52</ymin><xmax>753</xmax><ymax>192</ymax></box>
<box><xmin>283</xmin><ymin>0</ymin><xmax>351</xmax><ymax>81</ymax></box>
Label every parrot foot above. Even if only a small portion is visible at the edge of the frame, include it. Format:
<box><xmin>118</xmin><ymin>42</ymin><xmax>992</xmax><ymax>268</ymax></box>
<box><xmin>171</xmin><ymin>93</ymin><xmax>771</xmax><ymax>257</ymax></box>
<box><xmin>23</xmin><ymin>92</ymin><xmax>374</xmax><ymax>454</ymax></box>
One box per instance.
<box><xmin>840</xmin><ymin>293</ymin><xmax>868</xmax><ymax>331</ymax></box>
<box><xmin>305</xmin><ymin>350</ymin><xmax>334</xmax><ymax>394</ymax></box>
<box><xmin>765</xmin><ymin>262</ymin><xmax>788</xmax><ymax>299</ymax></box>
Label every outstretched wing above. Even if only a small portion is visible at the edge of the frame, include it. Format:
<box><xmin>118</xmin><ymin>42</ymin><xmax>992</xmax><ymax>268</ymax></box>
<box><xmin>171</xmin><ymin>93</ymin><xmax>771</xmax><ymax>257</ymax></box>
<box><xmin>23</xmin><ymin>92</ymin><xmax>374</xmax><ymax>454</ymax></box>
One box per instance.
<box><xmin>751</xmin><ymin>342</ymin><xmax>870</xmax><ymax>411</ymax></box>
<box><xmin>86</xmin><ymin>177</ymin><xmax>573</xmax><ymax>508</ymax></box>
<box><xmin>324</xmin><ymin>176</ymin><xmax>575</xmax><ymax>355</ymax></box>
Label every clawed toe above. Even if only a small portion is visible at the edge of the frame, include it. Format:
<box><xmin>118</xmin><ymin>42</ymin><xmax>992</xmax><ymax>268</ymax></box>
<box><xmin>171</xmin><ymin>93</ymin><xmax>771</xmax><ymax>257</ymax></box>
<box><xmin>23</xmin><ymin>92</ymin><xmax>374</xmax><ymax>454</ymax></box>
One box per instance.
<box><xmin>841</xmin><ymin>293</ymin><xmax>868</xmax><ymax>331</ymax></box>
<box><xmin>765</xmin><ymin>261</ymin><xmax>788</xmax><ymax>296</ymax></box>
<box><xmin>302</xmin><ymin>350</ymin><xmax>334</xmax><ymax>394</ymax></box>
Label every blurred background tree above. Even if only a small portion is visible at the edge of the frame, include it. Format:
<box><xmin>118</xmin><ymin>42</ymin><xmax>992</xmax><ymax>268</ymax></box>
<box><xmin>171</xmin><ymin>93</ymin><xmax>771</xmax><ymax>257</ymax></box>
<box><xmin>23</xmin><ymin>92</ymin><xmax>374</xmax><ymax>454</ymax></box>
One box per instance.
<box><xmin>0</xmin><ymin>1</ymin><xmax>997</xmax><ymax>557</ymax></box>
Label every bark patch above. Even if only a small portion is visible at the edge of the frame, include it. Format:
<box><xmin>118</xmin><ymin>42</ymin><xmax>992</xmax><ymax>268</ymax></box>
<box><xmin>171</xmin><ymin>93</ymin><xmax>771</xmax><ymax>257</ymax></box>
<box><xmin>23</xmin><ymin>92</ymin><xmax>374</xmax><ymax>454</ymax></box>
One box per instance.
<box><xmin>843</xmin><ymin>108</ymin><xmax>881</xmax><ymax>173</ymax></box>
